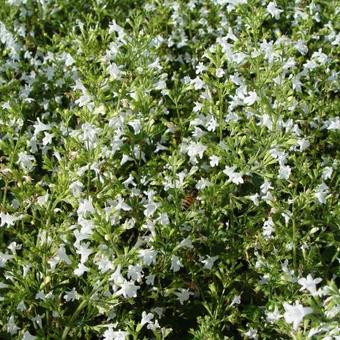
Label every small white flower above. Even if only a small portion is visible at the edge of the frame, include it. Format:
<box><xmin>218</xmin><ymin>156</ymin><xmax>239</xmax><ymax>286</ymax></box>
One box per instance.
<box><xmin>262</xmin><ymin>217</ymin><xmax>275</xmax><ymax>239</ymax></box>
<box><xmin>215</xmin><ymin>68</ymin><xmax>225</xmax><ymax>78</ymax></box>
<box><xmin>115</xmin><ymin>280</ymin><xmax>140</xmax><ymax>298</ymax></box>
<box><xmin>206</xmin><ymin>116</ymin><xmax>218</xmax><ymax>132</ymax></box>
<box><xmin>178</xmin><ymin>237</ymin><xmax>194</xmax><ymax>249</ymax></box>
<box><xmin>187</xmin><ymin>142</ymin><xmax>207</xmax><ymax>161</ymax></box>
<box><xmin>141</xmin><ymin>311</ymin><xmax>154</xmax><ymax>327</ymax></box>
<box><xmin>143</xmin><ymin>201</ymin><xmax>160</xmax><ymax>218</ymax></box>
<box><xmin>243</xmin><ymin>91</ymin><xmax>258</xmax><ymax>106</ymax></box>
<box><xmin>70</xmin><ymin>181</ymin><xmax>84</xmax><ymax>196</ymax></box>
<box><xmin>127</xmin><ymin>265</ymin><xmax>143</xmax><ymax>282</ymax></box>
<box><xmin>244</xmin><ymin>328</ymin><xmax>258</xmax><ymax>339</ymax></box>
<box><xmin>7</xmin><ymin>315</ymin><xmax>19</xmax><ymax>335</ymax></box>
<box><xmin>279</xmin><ymin>165</ymin><xmax>291</xmax><ymax>180</ymax></box>
<box><xmin>37</xmin><ymin>193</ymin><xmax>49</xmax><ymax>207</ymax></box>
<box><xmin>22</xmin><ymin>331</ymin><xmax>36</xmax><ymax>340</ymax></box>
<box><xmin>230</xmin><ymin>295</ymin><xmax>241</xmax><ymax>306</ymax></box>
<box><xmin>77</xmin><ymin>198</ymin><xmax>95</xmax><ymax>217</ymax></box>
<box><xmin>267</xmin><ymin>2</ymin><xmax>283</xmax><ymax>19</ymax></box>
<box><xmin>314</xmin><ymin>182</ymin><xmax>329</xmax><ymax>204</ymax></box>
<box><xmin>74</xmin><ymin>262</ymin><xmax>89</xmax><ymax>276</ymax></box>
<box><xmin>209</xmin><ymin>155</ymin><xmax>220</xmax><ymax>167</ymax></box>
<box><xmin>223</xmin><ymin>166</ymin><xmax>244</xmax><ymax>185</ymax></box>
<box><xmin>17</xmin><ymin>152</ymin><xmax>35</xmax><ymax>172</ymax></box>
<box><xmin>298</xmin><ymin>274</ymin><xmax>322</xmax><ymax>296</ymax></box>
<box><xmin>64</xmin><ymin>287</ymin><xmax>80</xmax><ymax>302</ymax></box>
<box><xmin>322</xmin><ymin>167</ymin><xmax>333</xmax><ymax>180</ymax></box>
<box><xmin>283</xmin><ymin>301</ymin><xmax>313</xmax><ymax>330</ymax></box>
<box><xmin>103</xmin><ymin>327</ymin><xmax>128</xmax><ymax>340</ymax></box>
<box><xmin>201</xmin><ymin>255</ymin><xmax>218</xmax><ymax>270</ymax></box>
<box><xmin>175</xmin><ymin>288</ymin><xmax>193</xmax><ymax>305</ymax></box>
<box><xmin>266</xmin><ymin>306</ymin><xmax>281</xmax><ymax>323</ymax></box>
<box><xmin>249</xmin><ymin>193</ymin><xmax>259</xmax><ymax>206</ymax></box>
<box><xmin>139</xmin><ymin>249</ymin><xmax>157</xmax><ymax>266</ymax></box>
<box><xmin>145</xmin><ymin>274</ymin><xmax>155</xmax><ymax>286</ymax></box>
<box><xmin>128</xmin><ymin>119</ymin><xmax>141</xmax><ymax>134</ymax></box>
<box><xmin>107</xmin><ymin>62</ymin><xmax>121</xmax><ymax>80</ymax></box>
<box><xmin>0</xmin><ymin>213</ymin><xmax>22</xmax><ymax>228</ymax></box>
<box><xmin>170</xmin><ymin>255</ymin><xmax>183</xmax><ymax>272</ymax></box>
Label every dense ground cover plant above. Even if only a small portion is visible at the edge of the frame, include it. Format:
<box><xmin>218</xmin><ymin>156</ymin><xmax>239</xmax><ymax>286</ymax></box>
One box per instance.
<box><xmin>0</xmin><ymin>0</ymin><xmax>339</xmax><ymax>338</ymax></box>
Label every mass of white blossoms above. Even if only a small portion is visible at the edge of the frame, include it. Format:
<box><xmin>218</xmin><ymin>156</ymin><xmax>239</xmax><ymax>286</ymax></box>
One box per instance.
<box><xmin>0</xmin><ymin>0</ymin><xmax>338</xmax><ymax>338</ymax></box>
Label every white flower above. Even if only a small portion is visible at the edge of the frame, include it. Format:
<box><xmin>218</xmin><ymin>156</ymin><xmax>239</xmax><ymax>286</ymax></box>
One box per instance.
<box><xmin>178</xmin><ymin>237</ymin><xmax>194</xmax><ymax>249</ymax></box>
<box><xmin>127</xmin><ymin>265</ymin><xmax>143</xmax><ymax>282</ymax></box>
<box><xmin>195</xmin><ymin>178</ymin><xmax>210</xmax><ymax>189</ymax></box>
<box><xmin>75</xmin><ymin>92</ymin><xmax>92</xmax><ymax>108</ymax></box>
<box><xmin>322</xmin><ymin>167</ymin><xmax>333</xmax><ymax>180</ymax></box>
<box><xmin>115</xmin><ymin>280</ymin><xmax>140</xmax><ymax>298</ymax></box>
<box><xmin>143</xmin><ymin>201</ymin><xmax>160</xmax><ymax>218</ymax></box>
<box><xmin>175</xmin><ymin>288</ymin><xmax>193</xmax><ymax>305</ymax></box>
<box><xmin>279</xmin><ymin>165</ymin><xmax>291</xmax><ymax>180</ymax></box>
<box><xmin>145</xmin><ymin>274</ymin><xmax>155</xmax><ymax>286</ymax></box>
<box><xmin>33</xmin><ymin>118</ymin><xmax>51</xmax><ymax>136</ymax></box>
<box><xmin>35</xmin><ymin>291</ymin><xmax>46</xmax><ymax>300</ymax></box>
<box><xmin>64</xmin><ymin>287</ymin><xmax>80</xmax><ymax>302</ymax></box>
<box><xmin>120</xmin><ymin>154</ymin><xmax>132</xmax><ymax>165</ymax></box>
<box><xmin>70</xmin><ymin>181</ymin><xmax>84</xmax><ymax>196</ymax></box>
<box><xmin>22</xmin><ymin>331</ymin><xmax>36</xmax><ymax>340</ymax></box>
<box><xmin>267</xmin><ymin>2</ymin><xmax>283</xmax><ymax>19</ymax></box>
<box><xmin>215</xmin><ymin>68</ymin><xmax>225</xmax><ymax>78</ymax></box>
<box><xmin>76</xmin><ymin>242</ymin><xmax>93</xmax><ymax>264</ymax></box>
<box><xmin>230</xmin><ymin>295</ymin><xmax>241</xmax><ymax>306</ymax></box>
<box><xmin>266</xmin><ymin>306</ymin><xmax>281</xmax><ymax>323</ymax></box>
<box><xmin>116</xmin><ymin>197</ymin><xmax>131</xmax><ymax>211</ymax></box>
<box><xmin>298</xmin><ymin>274</ymin><xmax>322</xmax><ymax>296</ymax></box>
<box><xmin>170</xmin><ymin>255</ymin><xmax>183</xmax><ymax>272</ymax></box>
<box><xmin>187</xmin><ymin>142</ymin><xmax>207</xmax><ymax>161</ymax></box>
<box><xmin>206</xmin><ymin>116</ymin><xmax>218</xmax><ymax>132</ymax></box>
<box><xmin>17</xmin><ymin>152</ymin><xmax>35</xmax><ymax>172</ymax></box>
<box><xmin>128</xmin><ymin>119</ymin><xmax>141</xmax><ymax>134</ymax></box>
<box><xmin>196</xmin><ymin>63</ymin><xmax>207</xmax><ymax>74</ymax></box>
<box><xmin>103</xmin><ymin>327</ymin><xmax>128</xmax><ymax>340</ymax></box>
<box><xmin>107</xmin><ymin>62</ymin><xmax>121</xmax><ymax>80</ymax></box>
<box><xmin>315</xmin><ymin>182</ymin><xmax>329</xmax><ymax>204</ymax></box>
<box><xmin>139</xmin><ymin>249</ymin><xmax>157</xmax><ymax>266</ymax></box>
<box><xmin>223</xmin><ymin>166</ymin><xmax>244</xmax><ymax>185</ymax></box>
<box><xmin>141</xmin><ymin>311</ymin><xmax>154</xmax><ymax>327</ymax></box>
<box><xmin>244</xmin><ymin>328</ymin><xmax>258</xmax><ymax>339</ymax></box>
<box><xmin>243</xmin><ymin>91</ymin><xmax>258</xmax><ymax>106</ymax></box>
<box><xmin>263</xmin><ymin>217</ymin><xmax>275</xmax><ymax>239</ymax></box>
<box><xmin>77</xmin><ymin>198</ymin><xmax>95</xmax><ymax>217</ymax></box>
<box><xmin>0</xmin><ymin>213</ymin><xmax>22</xmax><ymax>228</ymax></box>
<box><xmin>74</xmin><ymin>262</ymin><xmax>89</xmax><ymax>276</ymax></box>
<box><xmin>249</xmin><ymin>193</ymin><xmax>259</xmax><ymax>206</ymax></box>
<box><xmin>42</xmin><ymin>132</ymin><xmax>54</xmax><ymax>146</ymax></box>
<box><xmin>283</xmin><ymin>301</ymin><xmax>313</xmax><ymax>330</ymax></box>
<box><xmin>201</xmin><ymin>255</ymin><xmax>218</xmax><ymax>270</ymax></box>
<box><xmin>7</xmin><ymin>315</ymin><xmax>19</xmax><ymax>335</ymax></box>
<box><xmin>209</xmin><ymin>155</ymin><xmax>220</xmax><ymax>167</ymax></box>
<box><xmin>37</xmin><ymin>193</ymin><xmax>49</xmax><ymax>207</ymax></box>
<box><xmin>191</xmin><ymin>76</ymin><xmax>205</xmax><ymax>90</ymax></box>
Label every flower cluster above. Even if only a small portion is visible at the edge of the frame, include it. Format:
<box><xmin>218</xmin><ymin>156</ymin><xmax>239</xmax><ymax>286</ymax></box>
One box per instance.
<box><xmin>0</xmin><ymin>0</ymin><xmax>339</xmax><ymax>338</ymax></box>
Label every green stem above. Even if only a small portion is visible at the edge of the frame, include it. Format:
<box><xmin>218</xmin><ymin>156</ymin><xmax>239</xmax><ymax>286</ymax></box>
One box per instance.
<box><xmin>61</xmin><ymin>278</ymin><xmax>107</xmax><ymax>339</ymax></box>
<box><xmin>218</xmin><ymin>85</ymin><xmax>224</xmax><ymax>142</ymax></box>
<box><xmin>292</xmin><ymin>218</ymin><xmax>297</xmax><ymax>274</ymax></box>
<box><xmin>61</xmin><ymin>298</ymin><xmax>88</xmax><ymax>340</ymax></box>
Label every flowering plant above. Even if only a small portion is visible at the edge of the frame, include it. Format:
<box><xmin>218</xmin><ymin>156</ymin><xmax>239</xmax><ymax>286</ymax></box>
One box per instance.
<box><xmin>0</xmin><ymin>0</ymin><xmax>339</xmax><ymax>338</ymax></box>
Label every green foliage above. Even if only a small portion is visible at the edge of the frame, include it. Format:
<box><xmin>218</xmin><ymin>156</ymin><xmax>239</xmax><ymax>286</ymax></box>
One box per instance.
<box><xmin>0</xmin><ymin>0</ymin><xmax>339</xmax><ymax>339</ymax></box>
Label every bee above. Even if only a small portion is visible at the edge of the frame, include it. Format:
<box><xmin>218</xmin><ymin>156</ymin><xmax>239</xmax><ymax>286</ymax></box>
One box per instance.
<box><xmin>181</xmin><ymin>189</ymin><xmax>198</xmax><ymax>211</ymax></box>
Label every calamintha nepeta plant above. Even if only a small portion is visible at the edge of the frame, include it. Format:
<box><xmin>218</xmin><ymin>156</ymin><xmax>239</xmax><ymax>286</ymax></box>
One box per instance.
<box><xmin>0</xmin><ymin>0</ymin><xmax>339</xmax><ymax>339</ymax></box>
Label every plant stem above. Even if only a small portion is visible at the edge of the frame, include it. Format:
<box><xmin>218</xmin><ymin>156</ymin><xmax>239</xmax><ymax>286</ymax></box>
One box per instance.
<box><xmin>292</xmin><ymin>217</ymin><xmax>297</xmax><ymax>274</ymax></box>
